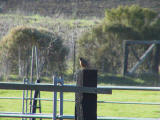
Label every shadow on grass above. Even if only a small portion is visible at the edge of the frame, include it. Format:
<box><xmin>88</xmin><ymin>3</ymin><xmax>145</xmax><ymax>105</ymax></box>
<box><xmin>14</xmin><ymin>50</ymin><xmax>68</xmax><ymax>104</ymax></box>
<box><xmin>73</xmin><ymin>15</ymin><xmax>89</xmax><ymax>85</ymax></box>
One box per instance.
<box><xmin>1</xmin><ymin>72</ymin><xmax>157</xmax><ymax>87</ymax></box>
<box><xmin>98</xmin><ymin>73</ymin><xmax>157</xmax><ymax>86</ymax></box>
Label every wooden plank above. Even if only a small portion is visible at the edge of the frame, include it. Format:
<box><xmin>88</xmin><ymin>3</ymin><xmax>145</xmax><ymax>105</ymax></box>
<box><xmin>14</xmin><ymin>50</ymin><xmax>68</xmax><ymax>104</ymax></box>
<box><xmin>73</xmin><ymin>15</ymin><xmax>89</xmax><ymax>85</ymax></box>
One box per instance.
<box><xmin>0</xmin><ymin>82</ymin><xmax>112</xmax><ymax>94</ymax></box>
<box><xmin>123</xmin><ymin>41</ymin><xmax>129</xmax><ymax>75</ymax></box>
<box><xmin>129</xmin><ymin>44</ymin><xmax>155</xmax><ymax>74</ymax></box>
<box><xmin>0</xmin><ymin>82</ymin><xmax>160</xmax><ymax>92</ymax></box>
<box><xmin>32</xmin><ymin>79</ymin><xmax>41</xmax><ymax>116</ymax></box>
<box><xmin>126</xmin><ymin>40</ymin><xmax>160</xmax><ymax>45</ymax></box>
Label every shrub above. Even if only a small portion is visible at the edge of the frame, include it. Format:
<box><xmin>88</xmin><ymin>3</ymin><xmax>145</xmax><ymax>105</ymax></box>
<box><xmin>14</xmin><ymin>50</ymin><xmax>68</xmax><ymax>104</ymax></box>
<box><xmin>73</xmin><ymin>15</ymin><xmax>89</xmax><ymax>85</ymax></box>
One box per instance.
<box><xmin>0</xmin><ymin>26</ymin><xmax>68</xmax><ymax>78</ymax></box>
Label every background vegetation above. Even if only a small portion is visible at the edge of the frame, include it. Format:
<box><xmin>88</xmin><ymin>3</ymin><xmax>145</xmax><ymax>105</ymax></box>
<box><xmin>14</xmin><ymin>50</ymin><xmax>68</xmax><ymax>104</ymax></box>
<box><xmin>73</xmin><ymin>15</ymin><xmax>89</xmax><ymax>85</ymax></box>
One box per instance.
<box><xmin>0</xmin><ymin>4</ymin><xmax>159</xmax><ymax>85</ymax></box>
<box><xmin>0</xmin><ymin>26</ymin><xmax>69</xmax><ymax>79</ymax></box>
<box><xmin>0</xmin><ymin>0</ymin><xmax>160</xmax><ymax>18</ymax></box>
<box><xmin>0</xmin><ymin>14</ymin><xmax>98</xmax><ymax>82</ymax></box>
<box><xmin>78</xmin><ymin>5</ymin><xmax>160</xmax><ymax>75</ymax></box>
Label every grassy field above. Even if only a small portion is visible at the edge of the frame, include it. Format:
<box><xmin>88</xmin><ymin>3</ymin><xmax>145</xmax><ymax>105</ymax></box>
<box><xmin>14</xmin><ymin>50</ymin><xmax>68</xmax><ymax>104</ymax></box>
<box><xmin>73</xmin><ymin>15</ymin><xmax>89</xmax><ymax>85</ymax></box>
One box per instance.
<box><xmin>0</xmin><ymin>13</ymin><xmax>99</xmax><ymax>39</ymax></box>
<box><xmin>1</xmin><ymin>0</ymin><xmax>160</xmax><ymax>18</ymax></box>
<box><xmin>0</xmin><ymin>72</ymin><xmax>160</xmax><ymax>119</ymax></box>
<box><xmin>0</xmin><ymin>87</ymin><xmax>160</xmax><ymax>120</ymax></box>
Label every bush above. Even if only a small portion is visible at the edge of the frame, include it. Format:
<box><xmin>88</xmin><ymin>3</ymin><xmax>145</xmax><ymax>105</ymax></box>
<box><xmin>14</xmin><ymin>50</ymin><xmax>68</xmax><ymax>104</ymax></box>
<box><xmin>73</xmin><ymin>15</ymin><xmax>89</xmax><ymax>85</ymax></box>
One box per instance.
<box><xmin>78</xmin><ymin>5</ymin><xmax>160</xmax><ymax>73</ymax></box>
<box><xmin>0</xmin><ymin>26</ymin><xmax>68</xmax><ymax>78</ymax></box>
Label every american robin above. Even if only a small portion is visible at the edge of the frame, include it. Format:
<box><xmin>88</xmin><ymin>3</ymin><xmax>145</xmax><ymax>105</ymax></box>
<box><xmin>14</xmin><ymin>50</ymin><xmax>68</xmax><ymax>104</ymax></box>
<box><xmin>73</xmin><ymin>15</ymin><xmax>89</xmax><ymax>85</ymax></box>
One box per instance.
<box><xmin>79</xmin><ymin>57</ymin><xmax>89</xmax><ymax>69</ymax></box>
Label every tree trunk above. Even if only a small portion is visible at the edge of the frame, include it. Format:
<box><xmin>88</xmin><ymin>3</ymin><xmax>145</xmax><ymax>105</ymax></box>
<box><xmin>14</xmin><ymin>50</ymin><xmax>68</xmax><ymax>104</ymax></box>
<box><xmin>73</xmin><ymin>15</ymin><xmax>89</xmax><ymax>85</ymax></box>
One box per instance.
<box><xmin>18</xmin><ymin>46</ymin><xmax>22</xmax><ymax>77</ymax></box>
<box><xmin>152</xmin><ymin>44</ymin><xmax>160</xmax><ymax>86</ymax></box>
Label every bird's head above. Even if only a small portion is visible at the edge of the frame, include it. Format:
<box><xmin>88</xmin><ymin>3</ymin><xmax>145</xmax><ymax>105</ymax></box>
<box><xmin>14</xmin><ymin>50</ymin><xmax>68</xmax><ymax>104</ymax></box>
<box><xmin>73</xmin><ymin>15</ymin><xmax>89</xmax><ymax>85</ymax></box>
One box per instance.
<box><xmin>79</xmin><ymin>57</ymin><xmax>83</xmax><ymax>61</ymax></box>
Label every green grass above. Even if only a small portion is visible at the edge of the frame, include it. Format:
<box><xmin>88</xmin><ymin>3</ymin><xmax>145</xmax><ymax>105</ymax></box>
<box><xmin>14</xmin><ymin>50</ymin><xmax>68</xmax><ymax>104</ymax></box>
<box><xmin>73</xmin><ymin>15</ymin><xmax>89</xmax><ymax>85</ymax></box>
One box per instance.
<box><xmin>98</xmin><ymin>73</ymin><xmax>157</xmax><ymax>86</ymax></box>
<box><xmin>0</xmin><ymin>89</ymin><xmax>160</xmax><ymax>120</ymax></box>
<box><xmin>0</xmin><ymin>71</ymin><xmax>159</xmax><ymax>120</ymax></box>
<box><xmin>3</xmin><ymin>72</ymin><xmax>158</xmax><ymax>86</ymax></box>
<box><xmin>0</xmin><ymin>13</ymin><xmax>99</xmax><ymax>28</ymax></box>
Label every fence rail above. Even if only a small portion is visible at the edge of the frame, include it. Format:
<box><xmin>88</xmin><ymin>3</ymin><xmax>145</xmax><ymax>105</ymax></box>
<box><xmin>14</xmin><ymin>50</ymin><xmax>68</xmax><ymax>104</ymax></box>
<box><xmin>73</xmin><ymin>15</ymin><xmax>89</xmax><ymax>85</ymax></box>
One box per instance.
<box><xmin>125</xmin><ymin>40</ymin><xmax>160</xmax><ymax>45</ymax></box>
<box><xmin>0</xmin><ymin>82</ymin><xmax>160</xmax><ymax>92</ymax></box>
<box><xmin>0</xmin><ymin>82</ymin><xmax>112</xmax><ymax>94</ymax></box>
<box><xmin>0</xmin><ymin>97</ymin><xmax>160</xmax><ymax>105</ymax></box>
<box><xmin>98</xmin><ymin>86</ymin><xmax>160</xmax><ymax>91</ymax></box>
<box><xmin>0</xmin><ymin>82</ymin><xmax>160</xmax><ymax>120</ymax></box>
<box><xmin>0</xmin><ymin>112</ymin><xmax>159</xmax><ymax>120</ymax></box>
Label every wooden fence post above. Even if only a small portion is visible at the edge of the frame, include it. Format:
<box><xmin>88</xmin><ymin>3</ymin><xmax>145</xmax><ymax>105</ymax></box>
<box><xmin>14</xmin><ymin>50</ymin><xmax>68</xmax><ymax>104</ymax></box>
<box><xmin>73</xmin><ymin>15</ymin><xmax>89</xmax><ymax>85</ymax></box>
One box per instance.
<box><xmin>123</xmin><ymin>41</ymin><xmax>129</xmax><ymax>76</ymax></box>
<box><xmin>75</xmin><ymin>69</ymin><xmax>97</xmax><ymax>120</ymax></box>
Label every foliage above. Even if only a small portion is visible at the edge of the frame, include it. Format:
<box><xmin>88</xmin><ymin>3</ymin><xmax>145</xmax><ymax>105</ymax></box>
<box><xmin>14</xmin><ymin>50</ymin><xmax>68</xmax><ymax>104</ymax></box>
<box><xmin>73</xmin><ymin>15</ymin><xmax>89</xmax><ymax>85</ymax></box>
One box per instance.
<box><xmin>0</xmin><ymin>26</ymin><xmax>69</xmax><ymax>77</ymax></box>
<box><xmin>0</xmin><ymin>13</ymin><xmax>100</xmax><ymax>81</ymax></box>
<box><xmin>105</xmin><ymin>5</ymin><xmax>157</xmax><ymax>31</ymax></box>
<box><xmin>78</xmin><ymin>5</ymin><xmax>160</xmax><ymax>73</ymax></box>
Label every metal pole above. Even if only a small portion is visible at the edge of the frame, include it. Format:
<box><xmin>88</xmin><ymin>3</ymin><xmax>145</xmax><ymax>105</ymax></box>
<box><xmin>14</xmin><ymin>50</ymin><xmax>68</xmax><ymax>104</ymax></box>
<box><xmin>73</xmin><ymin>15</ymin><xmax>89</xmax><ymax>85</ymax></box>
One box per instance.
<box><xmin>53</xmin><ymin>76</ymin><xmax>57</xmax><ymax>120</ymax></box>
<box><xmin>30</xmin><ymin>47</ymin><xmax>35</xmax><ymax>118</ymax></box>
<box><xmin>39</xmin><ymin>93</ymin><xmax>42</xmax><ymax>114</ymax></box>
<box><xmin>35</xmin><ymin>46</ymin><xmax>42</xmax><ymax>117</ymax></box>
<box><xmin>59</xmin><ymin>77</ymin><xmax>64</xmax><ymax>120</ymax></box>
<box><xmin>22</xmin><ymin>78</ymin><xmax>29</xmax><ymax>120</ymax></box>
<box><xmin>25</xmin><ymin>48</ymin><xmax>30</xmax><ymax>120</ymax></box>
<box><xmin>22</xmin><ymin>78</ymin><xmax>25</xmax><ymax>120</ymax></box>
<box><xmin>25</xmin><ymin>79</ymin><xmax>29</xmax><ymax>120</ymax></box>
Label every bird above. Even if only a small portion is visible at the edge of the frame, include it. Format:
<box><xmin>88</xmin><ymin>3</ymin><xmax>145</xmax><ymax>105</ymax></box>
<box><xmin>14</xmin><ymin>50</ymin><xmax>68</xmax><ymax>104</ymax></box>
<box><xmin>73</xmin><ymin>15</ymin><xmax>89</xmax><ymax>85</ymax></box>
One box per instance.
<box><xmin>79</xmin><ymin>57</ymin><xmax>89</xmax><ymax>69</ymax></box>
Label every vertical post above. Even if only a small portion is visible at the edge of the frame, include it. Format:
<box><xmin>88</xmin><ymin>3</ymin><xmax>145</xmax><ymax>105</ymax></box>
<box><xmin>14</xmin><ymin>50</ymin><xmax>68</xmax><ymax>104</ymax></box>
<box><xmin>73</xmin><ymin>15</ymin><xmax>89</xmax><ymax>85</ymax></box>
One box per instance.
<box><xmin>38</xmin><ymin>91</ymin><xmax>42</xmax><ymax>114</ymax></box>
<box><xmin>73</xmin><ymin>39</ymin><xmax>76</xmax><ymax>78</ymax></box>
<box><xmin>59</xmin><ymin>77</ymin><xmax>64</xmax><ymax>120</ymax></box>
<box><xmin>22</xmin><ymin>78</ymin><xmax>29</xmax><ymax>120</ymax></box>
<box><xmin>75</xmin><ymin>69</ymin><xmax>97</xmax><ymax>120</ymax></box>
<box><xmin>72</xmin><ymin>32</ymin><xmax>76</xmax><ymax>80</ymax></box>
<box><xmin>34</xmin><ymin>46</ymin><xmax>42</xmax><ymax>120</ymax></box>
<box><xmin>25</xmin><ymin>47</ymin><xmax>30</xmax><ymax>120</ymax></box>
<box><xmin>22</xmin><ymin>78</ymin><xmax>25</xmax><ymax>113</ymax></box>
<box><xmin>22</xmin><ymin>78</ymin><xmax>26</xmax><ymax>120</ymax></box>
<box><xmin>152</xmin><ymin>44</ymin><xmax>160</xmax><ymax>86</ymax></box>
<box><xmin>53</xmin><ymin>76</ymin><xmax>57</xmax><ymax>120</ymax></box>
<box><xmin>30</xmin><ymin>46</ymin><xmax>35</xmax><ymax>83</ymax></box>
<box><xmin>25</xmin><ymin>79</ymin><xmax>29</xmax><ymax>120</ymax></box>
<box><xmin>32</xmin><ymin>79</ymin><xmax>40</xmax><ymax>120</ymax></box>
<box><xmin>35</xmin><ymin>46</ymin><xmax>39</xmax><ymax>80</ymax></box>
<box><xmin>123</xmin><ymin>41</ymin><xmax>129</xmax><ymax>76</ymax></box>
<box><xmin>30</xmin><ymin>47</ymin><xmax>35</xmax><ymax>116</ymax></box>
<box><xmin>18</xmin><ymin>46</ymin><xmax>22</xmax><ymax>77</ymax></box>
